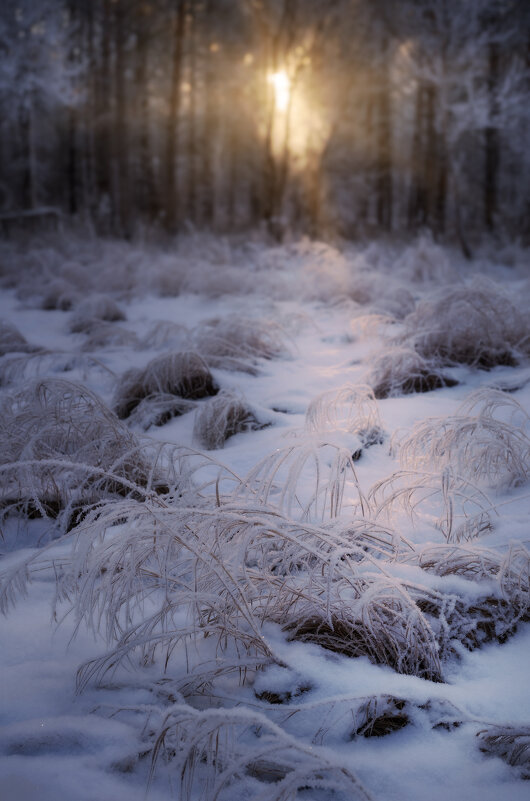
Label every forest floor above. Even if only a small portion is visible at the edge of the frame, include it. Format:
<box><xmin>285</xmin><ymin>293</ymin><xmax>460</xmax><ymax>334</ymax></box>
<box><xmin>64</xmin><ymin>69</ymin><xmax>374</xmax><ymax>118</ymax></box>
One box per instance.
<box><xmin>0</xmin><ymin>233</ymin><xmax>529</xmax><ymax>801</ymax></box>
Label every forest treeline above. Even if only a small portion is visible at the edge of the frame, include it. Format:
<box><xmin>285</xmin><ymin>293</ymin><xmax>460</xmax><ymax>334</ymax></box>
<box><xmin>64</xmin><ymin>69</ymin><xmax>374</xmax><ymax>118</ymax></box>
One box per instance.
<box><xmin>0</xmin><ymin>0</ymin><xmax>529</xmax><ymax>242</ymax></box>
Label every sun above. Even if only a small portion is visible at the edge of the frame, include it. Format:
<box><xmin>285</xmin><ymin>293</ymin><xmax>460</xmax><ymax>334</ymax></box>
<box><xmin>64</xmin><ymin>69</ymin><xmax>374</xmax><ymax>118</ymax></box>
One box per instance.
<box><xmin>268</xmin><ymin>71</ymin><xmax>291</xmax><ymax>113</ymax></box>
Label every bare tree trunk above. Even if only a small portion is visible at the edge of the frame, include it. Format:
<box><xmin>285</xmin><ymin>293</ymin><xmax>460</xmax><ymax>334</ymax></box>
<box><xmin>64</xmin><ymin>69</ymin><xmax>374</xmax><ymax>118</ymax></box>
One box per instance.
<box><xmin>112</xmin><ymin>0</ymin><xmax>130</xmax><ymax>236</ymax></box>
<box><xmin>200</xmin><ymin>0</ymin><xmax>216</xmax><ymax>227</ymax></box>
<box><xmin>408</xmin><ymin>82</ymin><xmax>425</xmax><ymax>227</ymax></box>
<box><xmin>95</xmin><ymin>0</ymin><xmax>113</xmax><ymax>228</ymax></box>
<box><xmin>20</xmin><ymin>100</ymin><xmax>36</xmax><ymax>210</ymax></box>
<box><xmin>375</xmin><ymin>33</ymin><xmax>393</xmax><ymax>230</ymax></box>
<box><xmin>165</xmin><ymin>0</ymin><xmax>186</xmax><ymax>233</ymax></box>
<box><xmin>134</xmin><ymin>17</ymin><xmax>156</xmax><ymax>222</ymax></box>
<box><xmin>485</xmin><ymin>37</ymin><xmax>499</xmax><ymax>232</ymax></box>
<box><xmin>187</xmin><ymin>2</ymin><xmax>198</xmax><ymax>224</ymax></box>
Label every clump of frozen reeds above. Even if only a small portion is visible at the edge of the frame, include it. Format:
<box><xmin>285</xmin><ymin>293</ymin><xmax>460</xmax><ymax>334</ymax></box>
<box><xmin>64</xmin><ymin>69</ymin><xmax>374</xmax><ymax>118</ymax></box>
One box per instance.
<box><xmin>80</xmin><ymin>323</ymin><xmax>140</xmax><ymax>351</ymax></box>
<box><xmin>395</xmin><ymin>388</ymin><xmax>530</xmax><ymax>489</ymax></box>
<box><xmin>402</xmin><ymin>277</ymin><xmax>529</xmax><ymax>368</ymax></box>
<box><xmin>127</xmin><ymin>394</ymin><xmax>197</xmax><ymax>430</ymax></box>
<box><xmin>352</xmin><ymin>312</ymin><xmax>398</xmax><ymax>340</ymax></box>
<box><xmin>348</xmin><ymin>273</ymin><xmax>416</xmax><ymax>319</ymax></box>
<box><xmin>0</xmin><ymin>498</ymin><xmax>438</xmax><ymax>684</ymax></box>
<box><xmin>0</xmin><ymin>378</ymin><xmax>161</xmax><ymax>527</ymax></box>
<box><xmin>237</xmin><ymin>437</ymin><xmax>365</xmax><ymax>521</ymax></box>
<box><xmin>394</xmin><ymin>234</ymin><xmax>458</xmax><ymax>284</ymax></box>
<box><xmin>286</xmin><ymin>576</ymin><xmax>442</xmax><ymax>681</ymax></box>
<box><xmin>0</xmin><ymin>348</ymin><xmax>115</xmax><ymax>388</ymax></box>
<box><xmin>0</xmin><ymin>322</ymin><xmax>38</xmax><ymax>356</ymax></box>
<box><xmin>305</xmin><ymin>384</ymin><xmax>385</xmax><ymax>453</ymax></box>
<box><xmin>70</xmin><ymin>294</ymin><xmax>127</xmax><ymax>334</ymax></box>
<box><xmin>114</xmin><ymin>351</ymin><xmax>218</xmax><ymax>420</ymax></box>
<box><xmin>403</xmin><ymin>543</ymin><xmax>530</xmax><ymax>653</ymax></box>
<box><xmin>147</xmin><ymin>704</ymin><xmax>373</xmax><ymax>801</ymax></box>
<box><xmin>366</xmin><ymin>347</ymin><xmax>457</xmax><ymax>399</ymax></box>
<box><xmin>193</xmin><ymin>390</ymin><xmax>266</xmax><ymax>450</ymax></box>
<box><xmin>412</xmin><ymin>584</ymin><xmax>522</xmax><ymax>655</ymax></box>
<box><xmin>41</xmin><ymin>279</ymin><xmax>80</xmax><ymax>311</ymax></box>
<box><xmin>368</xmin><ymin>467</ymin><xmax>494</xmax><ymax>542</ymax></box>
<box><xmin>477</xmin><ymin>725</ymin><xmax>530</xmax><ymax>779</ymax></box>
<box><xmin>141</xmin><ymin>320</ymin><xmax>189</xmax><ymax>350</ymax></box>
<box><xmin>191</xmin><ymin>315</ymin><xmax>289</xmax><ymax>374</ymax></box>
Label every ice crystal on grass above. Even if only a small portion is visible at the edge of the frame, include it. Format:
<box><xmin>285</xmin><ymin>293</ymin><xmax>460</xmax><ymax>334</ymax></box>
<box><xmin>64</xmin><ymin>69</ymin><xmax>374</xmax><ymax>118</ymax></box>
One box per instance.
<box><xmin>305</xmin><ymin>384</ymin><xmax>384</xmax><ymax>446</ymax></box>
<box><xmin>368</xmin><ymin>467</ymin><xmax>494</xmax><ymax>542</ymax></box>
<box><xmin>395</xmin><ymin>389</ymin><xmax>530</xmax><ymax>489</ymax></box>
<box><xmin>477</xmin><ymin>726</ymin><xmax>530</xmax><ymax>779</ymax></box>
<box><xmin>237</xmin><ymin>437</ymin><xmax>365</xmax><ymax>521</ymax></box>
<box><xmin>147</xmin><ymin>705</ymin><xmax>374</xmax><ymax>801</ymax></box>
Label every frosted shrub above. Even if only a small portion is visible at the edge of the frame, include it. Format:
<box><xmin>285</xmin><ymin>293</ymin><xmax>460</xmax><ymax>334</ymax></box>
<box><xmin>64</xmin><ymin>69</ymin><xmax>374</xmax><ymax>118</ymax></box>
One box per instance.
<box><xmin>81</xmin><ymin>323</ymin><xmax>140</xmax><ymax>351</ymax></box>
<box><xmin>71</xmin><ymin>503</ymin><xmax>441</xmax><ymax>682</ymax></box>
<box><xmin>141</xmin><ymin>320</ymin><xmax>189</xmax><ymax>350</ymax></box>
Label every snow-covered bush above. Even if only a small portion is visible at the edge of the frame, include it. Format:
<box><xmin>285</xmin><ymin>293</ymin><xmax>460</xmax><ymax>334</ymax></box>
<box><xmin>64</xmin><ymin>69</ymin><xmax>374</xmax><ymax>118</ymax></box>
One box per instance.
<box><xmin>147</xmin><ymin>705</ymin><xmax>373</xmax><ymax>801</ymax></box>
<box><xmin>141</xmin><ymin>320</ymin><xmax>189</xmax><ymax>350</ymax></box>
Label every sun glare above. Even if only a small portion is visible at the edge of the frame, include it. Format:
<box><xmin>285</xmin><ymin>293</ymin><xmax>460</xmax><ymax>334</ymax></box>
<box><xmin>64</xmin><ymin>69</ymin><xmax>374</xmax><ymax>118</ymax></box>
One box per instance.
<box><xmin>268</xmin><ymin>71</ymin><xmax>291</xmax><ymax>113</ymax></box>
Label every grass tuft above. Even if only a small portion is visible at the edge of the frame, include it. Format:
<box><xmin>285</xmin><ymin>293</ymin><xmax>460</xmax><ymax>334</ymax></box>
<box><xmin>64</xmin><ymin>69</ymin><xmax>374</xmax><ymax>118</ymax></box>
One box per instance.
<box><xmin>114</xmin><ymin>351</ymin><xmax>218</xmax><ymax>420</ymax></box>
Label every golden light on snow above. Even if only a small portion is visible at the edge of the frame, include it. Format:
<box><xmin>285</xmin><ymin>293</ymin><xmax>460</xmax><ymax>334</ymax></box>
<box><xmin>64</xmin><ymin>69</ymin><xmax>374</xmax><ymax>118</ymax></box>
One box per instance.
<box><xmin>268</xmin><ymin>71</ymin><xmax>291</xmax><ymax>113</ymax></box>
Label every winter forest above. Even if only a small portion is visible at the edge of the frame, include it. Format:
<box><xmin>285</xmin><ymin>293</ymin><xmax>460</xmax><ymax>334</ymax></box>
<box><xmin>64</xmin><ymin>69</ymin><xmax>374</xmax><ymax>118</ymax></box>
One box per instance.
<box><xmin>0</xmin><ymin>2</ymin><xmax>530</xmax><ymax>801</ymax></box>
<box><xmin>2</xmin><ymin>0</ymin><xmax>530</xmax><ymax>242</ymax></box>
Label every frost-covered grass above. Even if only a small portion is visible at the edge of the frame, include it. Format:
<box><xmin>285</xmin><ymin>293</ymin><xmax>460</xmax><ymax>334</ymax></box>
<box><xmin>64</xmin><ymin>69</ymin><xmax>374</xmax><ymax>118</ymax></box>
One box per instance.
<box><xmin>0</xmin><ymin>232</ymin><xmax>529</xmax><ymax>801</ymax></box>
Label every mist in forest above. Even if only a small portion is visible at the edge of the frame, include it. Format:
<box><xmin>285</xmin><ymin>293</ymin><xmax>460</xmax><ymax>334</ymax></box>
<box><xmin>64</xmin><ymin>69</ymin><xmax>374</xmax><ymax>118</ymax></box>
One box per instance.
<box><xmin>1</xmin><ymin>0</ymin><xmax>529</xmax><ymax>246</ymax></box>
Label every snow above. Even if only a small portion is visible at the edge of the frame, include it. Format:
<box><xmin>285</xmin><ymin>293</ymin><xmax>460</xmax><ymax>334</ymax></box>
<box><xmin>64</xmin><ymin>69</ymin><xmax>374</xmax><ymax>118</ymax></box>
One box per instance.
<box><xmin>0</xmin><ymin>235</ymin><xmax>528</xmax><ymax>800</ymax></box>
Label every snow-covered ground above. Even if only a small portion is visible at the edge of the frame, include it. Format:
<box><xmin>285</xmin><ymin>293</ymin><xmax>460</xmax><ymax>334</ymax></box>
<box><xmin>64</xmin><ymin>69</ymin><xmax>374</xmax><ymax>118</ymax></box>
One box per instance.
<box><xmin>0</xmin><ymin>234</ymin><xmax>529</xmax><ymax>801</ymax></box>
